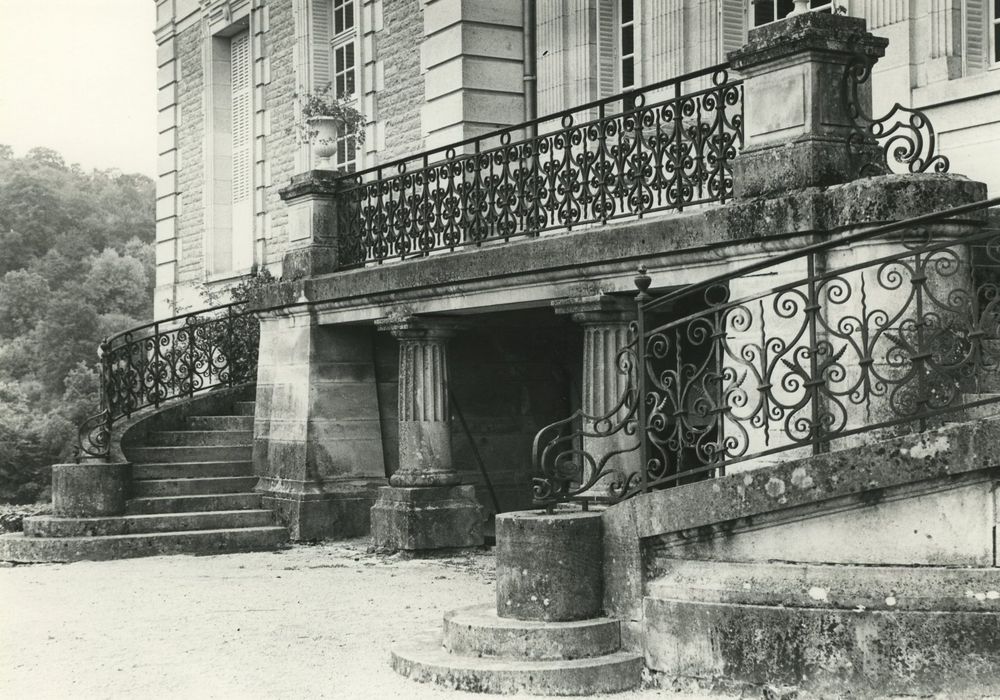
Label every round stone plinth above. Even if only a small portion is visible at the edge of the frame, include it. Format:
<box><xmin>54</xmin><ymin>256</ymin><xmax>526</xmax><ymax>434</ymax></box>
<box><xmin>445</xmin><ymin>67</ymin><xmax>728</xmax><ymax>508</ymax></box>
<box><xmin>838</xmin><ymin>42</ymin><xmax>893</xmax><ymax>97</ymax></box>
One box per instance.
<box><xmin>52</xmin><ymin>461</ymin><xmax>131</xmax><ymax>517</ymax></box>
<box><xmin>495</xmin><ymin>510</ymin><xmax>603</xmax><ymax>622</ymax></box>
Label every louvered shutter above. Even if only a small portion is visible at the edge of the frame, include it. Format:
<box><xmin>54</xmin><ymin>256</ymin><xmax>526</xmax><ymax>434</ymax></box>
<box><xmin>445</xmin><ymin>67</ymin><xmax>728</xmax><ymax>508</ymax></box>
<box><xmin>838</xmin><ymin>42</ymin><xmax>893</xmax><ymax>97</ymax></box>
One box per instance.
<box><xmin>312</xmin><ymin>0</ymin><xmax>333</xmax><ymax>90</ymax></box>
<box><xmin>720</xmin><ymin>0</ymin><xmax>746</xmax><ymax>60</ymax></box>
<box><xmin>231</xmin><ymin>31</ymin><xmax>253</xmax><ymax>273</ymax></box>
<box><xmin>966</xmin><ymin>0</ymin><xmax>986</xmax><ymax>74</ymax></box>
<box><xmin>597</xmin><ymin>0</ymin><xmax>617</xmax><ymax>97</ymax></box>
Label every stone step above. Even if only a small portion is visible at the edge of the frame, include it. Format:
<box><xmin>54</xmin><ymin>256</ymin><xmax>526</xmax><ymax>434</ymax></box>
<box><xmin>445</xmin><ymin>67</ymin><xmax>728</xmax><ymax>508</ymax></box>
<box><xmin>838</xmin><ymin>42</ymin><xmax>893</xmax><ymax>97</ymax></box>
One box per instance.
<box><xmin>234</xmin><ymin>401</ymin><xmax>256</xmax><ymax>416</ymax></box>
<box><xmin>126</xmin><ymin>492</ymin><xmax>262</xmax><ymax>515</ymax></box>
<box><xmin>186</xmin><ymin>415</ymin><xmax>254</xmax><ymax>431</ymax></box>
<box><xmin>133</xmin><ymin>460</ymin><xmax>253</xmax><ymax>480</ymax></box>
<box><xmin>443</xmin><ymin>604</ymin><xmax>622</xmax><ymax>661</ymax></box>
<box><xmin>647</xmin><ymin>558</ymin><xmax>1000</xmax><ymax>612</ymax></box>
<box><xmin>125</xmin><ymin>445</ymin><xmax>253</xmax><ymax>463</ymax></box>
<box><xmin>24</xmin><ymin>510</ymin><xmax>275</xmax><ymax>537</ymax></box>
<box><xmin>0</xmin><ymin>526</ymin><xmax>287</xmax><ymax>563</ymax></box>
<box><xmin>144</xmin><ymin>430</ymin><xmax>253</xmax><ymax>447</ymax></box>
<box><xmin>392</xmin><ymin>631</ymin><xmax>643</xmax><ymax>695</ymax></box>
<box><xmin>132</xmin><ymin>476</ymin><xmax>259</xmax><ymax>498</ymax></box>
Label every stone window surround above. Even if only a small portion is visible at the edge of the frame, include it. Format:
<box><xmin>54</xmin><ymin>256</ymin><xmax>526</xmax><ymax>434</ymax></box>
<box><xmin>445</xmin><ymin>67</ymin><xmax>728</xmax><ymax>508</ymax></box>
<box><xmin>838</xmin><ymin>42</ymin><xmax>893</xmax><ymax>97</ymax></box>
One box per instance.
<box><xmin>204</xmin><ymin>4</ymin><xmax>257</xmax><ymax>283</ymax></box>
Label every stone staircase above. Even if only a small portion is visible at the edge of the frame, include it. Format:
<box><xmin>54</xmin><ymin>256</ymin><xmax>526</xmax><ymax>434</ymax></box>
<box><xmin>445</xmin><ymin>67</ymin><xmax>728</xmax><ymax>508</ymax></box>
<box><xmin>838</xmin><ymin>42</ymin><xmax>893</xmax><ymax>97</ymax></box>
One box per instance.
<box><xmin>0</xmin><ymin>399</ymin><xmax>288</xmax><ymax>563</ymax></box>
<box><xmin>392</xmin><ymin>603</ymin><xmax>643</xmax><ymax>695</ymax></box>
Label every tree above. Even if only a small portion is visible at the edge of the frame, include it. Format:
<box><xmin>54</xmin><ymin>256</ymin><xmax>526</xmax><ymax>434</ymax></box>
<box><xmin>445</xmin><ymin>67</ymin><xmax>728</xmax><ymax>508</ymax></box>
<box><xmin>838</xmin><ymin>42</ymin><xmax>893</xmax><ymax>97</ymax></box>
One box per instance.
<box><xmin>25</xmin><ymin>146</ymin><xmax>65</xmax><ymax>169</ymax></box>
<box><xmin>0</xmin><ymin>270</ymin><xmax>50</xmax><ymax>337</ymax></box>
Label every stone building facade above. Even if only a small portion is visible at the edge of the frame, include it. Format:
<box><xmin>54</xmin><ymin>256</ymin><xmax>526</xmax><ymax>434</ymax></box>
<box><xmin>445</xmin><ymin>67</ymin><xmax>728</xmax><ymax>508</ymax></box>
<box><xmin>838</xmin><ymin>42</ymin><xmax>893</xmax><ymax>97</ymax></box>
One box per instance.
<box><xmin>153</xmin><ymin>0</ymin><xmax>1000</xmax><ymax>317</ymax></box>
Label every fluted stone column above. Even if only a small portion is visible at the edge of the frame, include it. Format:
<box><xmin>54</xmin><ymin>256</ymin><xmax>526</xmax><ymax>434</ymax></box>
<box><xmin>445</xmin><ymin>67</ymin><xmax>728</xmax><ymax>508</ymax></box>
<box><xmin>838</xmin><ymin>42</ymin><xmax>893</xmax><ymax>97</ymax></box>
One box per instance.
<box><xmin>389</xmin><ymin>319</ymin><xmax>460</xmax><ymax>487</ymax></box>
<box><xmin>370</xmin><ymin>316</ymin><xmax>483</xmax><ymax>551</ymax></box>
<box><xmin>554</xmin><ymin>296</ymin><xmax>639</xmax><ymax>498</ymax></box>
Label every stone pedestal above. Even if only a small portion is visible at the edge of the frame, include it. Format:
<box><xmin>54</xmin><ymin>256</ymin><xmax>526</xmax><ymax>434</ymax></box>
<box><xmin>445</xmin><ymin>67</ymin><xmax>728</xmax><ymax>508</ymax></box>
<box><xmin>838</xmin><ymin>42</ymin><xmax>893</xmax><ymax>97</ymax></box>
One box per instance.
<box><xmin>553</xmin><ymin>295</ymin><xmax>638</xmax><ymax>498</ymax></box>
<box><xmin>253</xmin><ymin>308</ymin><xmax>387</xmax><ymax>541</ymax></box>
<box><xmin>370</xmin><ymin>485</ymin><xmax>483</xmax><ymax>550</ymax></box>
<box><xmin>52</xmin><ymin>460</ymin><xmax>131</xmax><ymax>517</ymax></box>
<box><xmin>495</xmin><ymin>510</ymin><xmax>603</xmax><ymax>622</ymax></box>
<box><xmin>371</xmin><ymin>316</ymin><xmax>484</xmax><ymax>550</ymax></box>
<box><xmin>728</xmin><ymin>12</ymin><xmax>889</xmax><ymax>198</ymax></box>
<box><xmin>278</xmin><ymin>170</ymin><xmax>349</xmax><ymax>279</ymax></box>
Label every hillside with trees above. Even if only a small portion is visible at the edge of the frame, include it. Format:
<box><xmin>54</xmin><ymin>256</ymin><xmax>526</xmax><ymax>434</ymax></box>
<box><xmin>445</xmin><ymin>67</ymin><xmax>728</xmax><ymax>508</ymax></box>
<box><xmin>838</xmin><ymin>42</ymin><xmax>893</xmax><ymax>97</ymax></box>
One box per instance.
<box><xmin>0</xmin><ymin>146</ymin><xmax>155</xmax><ymax>503</ymax></box>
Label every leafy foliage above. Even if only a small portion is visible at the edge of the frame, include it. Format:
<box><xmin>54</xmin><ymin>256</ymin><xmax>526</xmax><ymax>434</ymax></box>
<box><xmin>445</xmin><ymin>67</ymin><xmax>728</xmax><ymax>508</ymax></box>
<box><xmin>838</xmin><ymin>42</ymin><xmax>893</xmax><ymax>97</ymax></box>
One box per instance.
<box><xmin>0</xmin><ymin>146</ymin><xmax>155</xmax><ymax>502</ymax></box>
<box><xmin>295</xmin><ymin>83</ymin><xmax>366</xmax><ymax>145</ymax></box>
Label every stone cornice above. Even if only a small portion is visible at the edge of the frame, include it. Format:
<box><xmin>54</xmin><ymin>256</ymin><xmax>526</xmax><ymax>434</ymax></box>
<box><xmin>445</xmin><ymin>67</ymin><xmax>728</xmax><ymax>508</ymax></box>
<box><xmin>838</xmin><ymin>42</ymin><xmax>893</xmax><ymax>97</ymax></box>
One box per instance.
<box><xmin>278</xmin><ymin>170</ymin><xmax>349</xmax><ymax>201</ymax></box>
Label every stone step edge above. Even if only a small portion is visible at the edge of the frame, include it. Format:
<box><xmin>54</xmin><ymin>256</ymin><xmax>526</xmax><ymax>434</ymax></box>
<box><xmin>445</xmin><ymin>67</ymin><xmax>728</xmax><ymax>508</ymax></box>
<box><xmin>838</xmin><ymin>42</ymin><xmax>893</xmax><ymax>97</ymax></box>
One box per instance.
<box><xmin>0</xmin><ymin>527</ymin><xmax>288</xmax><ymax>563</ymax></box>
<box><xmin>24</xmin><ymin>510</ymin><xmax>275</xmax><ymax>537</ymax></box>
<box><xmin>132</xmin><ymin>476</ymin><xmax>258</xmax><ymax>485</ymax></box>
<box><xmin>443</xmin><ymin>604</ymin><xmax>623</xmax><ymax>661</ymax></box>
<box><xmin>392</xmin><ymin>631</ymin><xmax>643</xmax><ymax>696</ymax></box>
<box><xmin>648</xmin><ymin>559</ymin><xmax>1000</xmax><ymax>612</ymax></box>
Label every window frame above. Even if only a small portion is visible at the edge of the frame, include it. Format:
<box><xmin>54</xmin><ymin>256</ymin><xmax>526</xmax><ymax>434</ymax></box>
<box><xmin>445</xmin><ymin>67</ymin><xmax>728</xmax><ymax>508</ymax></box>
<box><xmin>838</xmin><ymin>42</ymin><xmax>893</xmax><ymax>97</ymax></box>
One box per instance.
<box><xmin>750</xmin><ymin>0</ymin><xmax>833</xmax><ymax>28</ymax></box>
<box><xmin>329</xmin><ymin>0</ymin><xmax>360</xmax><ymax>172</ymax></box>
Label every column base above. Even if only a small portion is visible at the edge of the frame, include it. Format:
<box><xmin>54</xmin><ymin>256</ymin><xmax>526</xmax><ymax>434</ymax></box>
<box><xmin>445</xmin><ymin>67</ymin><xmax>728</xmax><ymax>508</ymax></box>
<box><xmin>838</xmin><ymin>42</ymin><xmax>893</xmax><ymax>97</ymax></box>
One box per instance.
<box><xmin>258</xmin><ymin>479</ymin><xmax>385</xmax><ymax>541</ymax></box>
<box><xmin>371</xmin><ymin>485</ymin><xmax>484</xmax><ymax>551</ymax></box>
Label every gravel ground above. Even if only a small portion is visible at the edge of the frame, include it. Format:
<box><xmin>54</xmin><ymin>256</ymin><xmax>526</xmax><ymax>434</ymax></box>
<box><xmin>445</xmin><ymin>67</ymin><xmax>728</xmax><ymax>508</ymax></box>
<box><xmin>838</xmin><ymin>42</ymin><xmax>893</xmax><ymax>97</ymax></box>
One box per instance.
<box><xmin>0</xmin><ymin>540</ymin><xmax>734</xmax><ymax>700</ymax></box>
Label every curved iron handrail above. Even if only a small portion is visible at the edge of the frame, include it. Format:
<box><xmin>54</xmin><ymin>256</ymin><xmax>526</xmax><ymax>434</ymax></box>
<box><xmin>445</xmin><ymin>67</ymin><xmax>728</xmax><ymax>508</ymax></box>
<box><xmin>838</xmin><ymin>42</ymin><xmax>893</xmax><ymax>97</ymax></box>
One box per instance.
<box><xmin>76</xmin><ymin>301</ymin><xmax>260</xmax><ymax>460</ymax></box>
<box><xmin>532</xmin><ymin>195</ymin><xmax>1000</xmax><ymax>506</ymax></box>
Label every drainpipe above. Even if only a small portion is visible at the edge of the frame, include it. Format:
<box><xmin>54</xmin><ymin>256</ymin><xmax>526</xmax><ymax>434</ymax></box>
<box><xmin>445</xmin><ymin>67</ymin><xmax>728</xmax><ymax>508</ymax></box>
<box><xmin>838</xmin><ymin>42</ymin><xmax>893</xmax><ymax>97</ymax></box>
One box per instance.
<box><xmin>523</xmin><ymin>0</ymin><xmax>537</xmax><ymax>138</ymax></box>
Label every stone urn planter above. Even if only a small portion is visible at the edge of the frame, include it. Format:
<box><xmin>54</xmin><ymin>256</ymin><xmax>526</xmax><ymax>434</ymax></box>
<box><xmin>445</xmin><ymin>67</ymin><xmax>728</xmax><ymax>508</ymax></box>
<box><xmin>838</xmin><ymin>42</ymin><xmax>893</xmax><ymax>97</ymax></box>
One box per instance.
<box><xmin>307</xmin><ymin>115</ymin><xmax>341</xmax><ymax>170</ymax></box>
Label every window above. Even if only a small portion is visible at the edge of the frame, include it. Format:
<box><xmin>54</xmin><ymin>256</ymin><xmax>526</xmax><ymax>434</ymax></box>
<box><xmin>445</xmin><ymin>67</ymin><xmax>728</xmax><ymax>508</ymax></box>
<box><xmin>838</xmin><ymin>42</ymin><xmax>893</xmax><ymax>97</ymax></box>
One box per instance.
<box><xmin>620</xmin><ymin>0</ymin><xmax>635</xmax><ymax>90</ymax></box>
<box><xmin>334</xmin><ymin>42</ymin><xmax>356</xmax><ymax>99</ymax></box>
<box><xmin>752</xmin><ymin>0</ymin><xmax>832</xmax><ymax>27</ymax></box>
<box><xmin>330</xmin><ymin>0</ymin><xmax>358</xmax><ymax>171</ymax></box>
<box><xmin>333</xmin><ymin>0</ymin><xmax>354</xmax><ymax>34</ymax></box>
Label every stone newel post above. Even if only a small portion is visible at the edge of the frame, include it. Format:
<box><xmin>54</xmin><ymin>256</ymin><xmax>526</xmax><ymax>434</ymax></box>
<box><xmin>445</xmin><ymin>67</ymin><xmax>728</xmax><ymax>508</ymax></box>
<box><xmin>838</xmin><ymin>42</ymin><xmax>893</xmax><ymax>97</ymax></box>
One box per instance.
<box><xmin>554</xmin><ymin>295</ymin><xmax>638</xmax><ymax>497</ymax></box>
<box><xmin>277</xmin><ymin>170</ymin><xmax>348</xmax><ymax>278</ymax></box>
<box><xmin>370</xmin><ymin>316</ymin><xmax>484</xmax><ymax>551</ymax></box>
<box><xmin>728</xmin><ymin>11</ymin><xmax>888</xmax><ymax>198</ymax></box>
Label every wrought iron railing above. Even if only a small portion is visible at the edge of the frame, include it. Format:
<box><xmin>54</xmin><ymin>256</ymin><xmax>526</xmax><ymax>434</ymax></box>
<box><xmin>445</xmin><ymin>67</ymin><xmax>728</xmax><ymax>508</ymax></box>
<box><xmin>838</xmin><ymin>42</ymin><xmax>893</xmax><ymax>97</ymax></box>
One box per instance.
<box><xmin>337</xmin><ymin>64</ymin><xmax>743</xmax><ymax>266</ymax></box>
<box><xmin>532</xmin><ymin>197</ymin><xmax>1000</xmax><ymax>506</ymax></box>
<box><xmin>76</xmin><ymin>302</ymin><xmax>260</xmax><ymax>460</ymax></box>
<box><xmin>845</xmin><ymin>53</ymin><xmax>950</xmax><ymax>176</ymax></box>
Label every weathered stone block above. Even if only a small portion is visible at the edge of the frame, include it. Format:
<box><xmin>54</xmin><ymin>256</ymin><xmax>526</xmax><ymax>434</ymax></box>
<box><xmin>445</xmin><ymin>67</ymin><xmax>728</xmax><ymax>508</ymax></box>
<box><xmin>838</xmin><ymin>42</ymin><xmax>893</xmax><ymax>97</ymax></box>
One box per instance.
<box><xmin>495</xmin><ymin>510</ymin><xmax>603</xmax><ymax>622</ymax></box>
<box><xmin>52</xmin><ymin>461</ymin><xmax>131</xmax><ymax>517</ymax></box>
<box><xmin>370</xmin><ymin>485</ymin><xmax>484</xmax><ymax>551</ymax></box>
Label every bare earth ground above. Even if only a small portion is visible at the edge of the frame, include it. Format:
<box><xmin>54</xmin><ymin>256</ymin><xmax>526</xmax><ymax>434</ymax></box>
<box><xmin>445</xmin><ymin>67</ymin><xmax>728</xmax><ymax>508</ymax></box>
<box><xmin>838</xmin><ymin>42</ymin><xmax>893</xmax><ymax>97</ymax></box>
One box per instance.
<box><xmin>0</xmin><ymin>539</ymin><xmax>735</xmax><ymax>700</ymax></box>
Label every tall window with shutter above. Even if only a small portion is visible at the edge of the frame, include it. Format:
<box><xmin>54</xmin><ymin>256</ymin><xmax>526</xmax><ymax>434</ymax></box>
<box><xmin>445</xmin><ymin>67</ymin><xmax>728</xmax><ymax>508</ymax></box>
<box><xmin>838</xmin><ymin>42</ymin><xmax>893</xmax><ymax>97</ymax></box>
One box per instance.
<box><xmin>230</xmin><ymin>30</ymin><xmax>253</xmax><ymax>273</ymax></box>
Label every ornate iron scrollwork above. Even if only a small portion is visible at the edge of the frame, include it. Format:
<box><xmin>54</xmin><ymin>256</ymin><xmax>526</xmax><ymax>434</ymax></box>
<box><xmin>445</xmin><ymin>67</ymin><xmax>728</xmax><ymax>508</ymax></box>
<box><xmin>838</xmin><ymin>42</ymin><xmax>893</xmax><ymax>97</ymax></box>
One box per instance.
<box><xmin>337</xmin><ymin>64</ymin><xmax>744</xmax><ymax>267</ymax></box>
<box><xmin>844</xmin><ymin>54</ymin><xmax>950</xmax><ymax>176</ymax></box>
<box><xmin>76</xmin><ymin>302</ymin><xmax>260</xmax><ymax>460</ymax></box>
<box><xmin>532</xmin><ymin>199</ymin><xmax>1000</xmax><ymax>507</ymax></box>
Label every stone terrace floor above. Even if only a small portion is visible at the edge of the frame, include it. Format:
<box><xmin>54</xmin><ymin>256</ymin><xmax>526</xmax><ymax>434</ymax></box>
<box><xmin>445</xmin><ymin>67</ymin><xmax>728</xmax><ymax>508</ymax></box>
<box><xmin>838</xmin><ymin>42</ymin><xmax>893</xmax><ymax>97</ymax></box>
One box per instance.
<box><xmin>0</xmin><ymin>539</ymin><xmax>739</xmax><ymax>700</ymax></box>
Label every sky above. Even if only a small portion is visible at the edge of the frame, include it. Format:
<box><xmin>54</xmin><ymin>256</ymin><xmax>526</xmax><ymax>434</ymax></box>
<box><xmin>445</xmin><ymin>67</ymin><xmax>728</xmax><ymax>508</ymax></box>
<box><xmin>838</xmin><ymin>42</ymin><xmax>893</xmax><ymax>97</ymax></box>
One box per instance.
<box><xmin>0</xmin><ymin>0</ymin><xmax>158</xmax><ymax>176</ymax></box>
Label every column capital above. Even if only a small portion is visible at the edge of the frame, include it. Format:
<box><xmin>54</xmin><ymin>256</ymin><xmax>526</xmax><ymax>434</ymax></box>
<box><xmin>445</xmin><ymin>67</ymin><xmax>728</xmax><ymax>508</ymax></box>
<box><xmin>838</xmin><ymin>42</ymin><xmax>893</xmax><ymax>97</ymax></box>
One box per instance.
<box><xmin>375</xmin><ymin>315</ymin><xmax>466</xmax><ymax>340</ymax></box>
<box><xmin>552</xmin><ymin>295</ymin><xmax>636</xmax><ymax>326</ymax></box>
